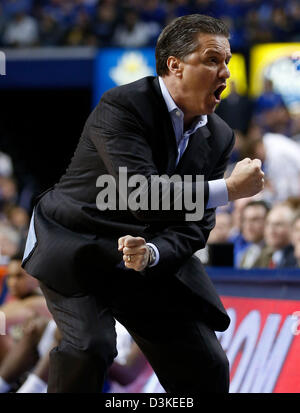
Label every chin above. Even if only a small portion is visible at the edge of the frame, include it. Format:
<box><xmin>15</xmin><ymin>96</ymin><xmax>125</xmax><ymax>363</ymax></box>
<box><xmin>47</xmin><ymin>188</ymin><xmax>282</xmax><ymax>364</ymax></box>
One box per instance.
<box><xmin>204</xmin><ymin>103</ymin><xmax>217</xmax><ymax>114</ymax></box>
<box><xmin>205</xmin><ymin>107</ymin><xmax>216</xmax><ymax>115</ymax></box>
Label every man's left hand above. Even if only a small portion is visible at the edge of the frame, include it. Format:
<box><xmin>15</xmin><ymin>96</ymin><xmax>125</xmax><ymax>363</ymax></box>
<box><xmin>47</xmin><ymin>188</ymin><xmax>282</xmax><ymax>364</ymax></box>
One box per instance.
<box><xmin>118</xmin><ymin>235</ymin><xmax>150</xmax><ymax>271</ymax></box>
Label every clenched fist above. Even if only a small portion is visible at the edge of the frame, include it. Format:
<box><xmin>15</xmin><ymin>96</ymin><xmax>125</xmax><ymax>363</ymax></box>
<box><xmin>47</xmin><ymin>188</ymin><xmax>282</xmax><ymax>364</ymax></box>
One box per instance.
<box><xmin>226</xmin><ymin>158</ymin><xmax>264</xmax><ymax>201</ymax></box>
<box><xmin>118</xmin><ymin>235</ymin><xmax>150</xmax><ymax>271</ymax></box>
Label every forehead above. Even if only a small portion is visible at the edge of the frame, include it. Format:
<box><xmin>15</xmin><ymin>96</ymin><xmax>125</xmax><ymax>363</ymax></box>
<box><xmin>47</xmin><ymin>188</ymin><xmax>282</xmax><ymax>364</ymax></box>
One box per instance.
<box><xmin>216</xmin><ymin>213</ymin><xmax>231</xmax><ymax>223</ymax></box>
<box><xmin>244</xmin><ymin>205</ymin><xmax>266</xmax><ymax>217</ymax></box>
<box><xmin>195</xmin><ymin>33</ymin><xmax>231</xmax><ymax>56</ymax></box>
<box><xmin>267</xmin><ymin>208</ymin><xmax>291</xmax><ymax>223</ymax></box>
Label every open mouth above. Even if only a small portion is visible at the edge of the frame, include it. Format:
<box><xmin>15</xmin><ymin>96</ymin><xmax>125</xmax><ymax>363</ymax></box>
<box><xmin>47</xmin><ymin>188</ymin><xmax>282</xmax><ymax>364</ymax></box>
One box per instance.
<box><xmin>213</xmin><ymin>85</ymin><xmax>226</xmax><ymax>102</ymax></box>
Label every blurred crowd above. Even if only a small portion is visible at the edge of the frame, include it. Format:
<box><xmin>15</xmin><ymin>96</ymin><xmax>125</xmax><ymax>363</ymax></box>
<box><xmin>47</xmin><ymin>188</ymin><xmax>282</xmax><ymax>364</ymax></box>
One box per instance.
<box><xmin>0</xmin><ymin>0</ymin><xmax>300</xmax><ymax>50</ymax></box>
<box><xmin>194</xmin><ymin>76</ymin><xmax>300</xmax><ymax>270</ymax></box>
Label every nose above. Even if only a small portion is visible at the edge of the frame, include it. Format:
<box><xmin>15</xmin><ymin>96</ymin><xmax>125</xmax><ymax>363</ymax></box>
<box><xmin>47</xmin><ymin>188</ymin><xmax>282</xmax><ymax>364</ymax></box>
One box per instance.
<box><xmin>219</xmin><ymin>62</ymin><xmax>230</xmax><ymax>80</ymax></box>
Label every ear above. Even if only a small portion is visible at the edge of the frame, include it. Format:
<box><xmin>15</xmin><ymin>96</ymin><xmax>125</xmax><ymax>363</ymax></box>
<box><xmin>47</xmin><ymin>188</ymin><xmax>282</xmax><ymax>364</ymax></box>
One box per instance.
<box><xmin>166</xmin><ymin>56</ymin><xmax>184</xmax><ymax>78</ymax></box>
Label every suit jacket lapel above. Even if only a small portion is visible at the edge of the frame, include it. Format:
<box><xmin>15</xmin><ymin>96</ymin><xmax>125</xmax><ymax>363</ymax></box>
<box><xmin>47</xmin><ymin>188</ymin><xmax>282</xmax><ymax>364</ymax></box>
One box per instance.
<box><xmin>175</xmin><ymin>125</ymin><xmax>212</xmax><ymax>174</ymax></box>
<box><xmin>153</xmin><ymin>77</ymin><xmax>178</xmax><ymax>175</ymax></box>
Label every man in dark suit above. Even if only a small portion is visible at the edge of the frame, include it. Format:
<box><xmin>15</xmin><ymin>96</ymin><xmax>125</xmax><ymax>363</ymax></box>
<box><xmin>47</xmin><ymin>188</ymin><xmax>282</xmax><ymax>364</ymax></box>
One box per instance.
<box><xmin>22</xmin><ymin>14</ymin><xmax>264</xmax><ymax>393</ymax></box>
<box><xmin>253</xmin><ymin>203</ymin><xmax>297</xmax><ymax>268</ymax></box>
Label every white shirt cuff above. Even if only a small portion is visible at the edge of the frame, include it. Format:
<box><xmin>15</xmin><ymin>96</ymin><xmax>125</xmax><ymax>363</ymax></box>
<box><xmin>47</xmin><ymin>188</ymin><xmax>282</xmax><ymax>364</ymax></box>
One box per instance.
<box><xmin>207</xmin><ymin>179</ymin><xmax>228</xmax><ymax>209</ymax></box>
<box><xmin>23</xmin><ymin>209</ymin><xmax>37</xmax><ymax>262</ymax></box>
<box><xmin>146</xmin><ymin>242</ymin><xmax>160</xmax><ymax>267</ymax></box>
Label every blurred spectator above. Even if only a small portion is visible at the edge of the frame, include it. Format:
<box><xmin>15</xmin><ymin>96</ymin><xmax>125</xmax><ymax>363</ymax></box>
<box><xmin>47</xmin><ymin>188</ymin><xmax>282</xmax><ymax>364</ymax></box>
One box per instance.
<box><xmin>5</xmin><ymin>205</ymin><xmax>29</xmax><ymax>233</ymax></box>
<box><xmin>245</xmin><ymin>127</ymin><xmax>300</xmax><ymax>202</ymax></box>
<box><xmin>0</xmin><ymin>151</ymin><xmax>13</xmax><ymax>178</ymax></box>
<box><xmin>270</xmin><ymin>6</ymin><xmax>290</xmax><ymax>42</ymax></box>
<box><xmin>5</xmin><ymin>205</ymin><xmax>29</xmax><ymax>252</ymax></box>
<box><xmin>63</xmin><ymin>9</ymin><xmax>96</xmax><ymax>46</ymax></box>
<box><xmin>289</xmin><ymin>0</ymin><xmax>300</xmax><ymax>42</ymax></box>
<box><xmin>291</xmin><ymin>212</ymin><xmax>300</xmax><ymax>267</ymax></box>
<box><xmin>207</xmin><ymin>211</ymin><xmax>233</xmax><ymax>244</ymax></box>
<box><xmin>253</xmin><ymin>79</ymin><xmax>291</xmax><ymax>135</ymax></box>
<box><xmin>196</xmin><ymin>208</ymin><xmax>233</xmax><ymax>265</ymax></box>
<box><xmin>255</xmin><ymin>203</ymin><xmax>297</xmax><ymax>268</ymax></box>
<box><xmin>0</xmin><ymin>0</ymin><xmax>299</xmax><ymax>50</ymax></box>
<box><xmin>0</xmin><ymin>317</ymin><xmax>57</xmax><ymax>393</ymax></box>
<box><xmin>113</xmin><ymin>7</ymin><xmax>160</xmax><ymax>47</ymax></box>
<box><xmin>91</xmin><ymin>2</ymin><xmax>118</xmax><ymax>47</ymax></box>
<box><xmin>40</xmin><ymin>0</ymin><xmax>78</xmax><ymax>28</ymax></box>
<box><xmin>0</xmin><ymin>253</ymin><xmax>50</xmax><ymax>363</ymax></box>
<box><xmin>193</xmin><ymin>0</ymin><xmax>215</xmax><ymax>16</ymax></box>
<box><xmin>167</xmin><ymin>0</ymin><xmax>194</xmax><ymax>21</ymax></box>
<box><xmin>38</xmin><ymin>11</ymin><xmax>65</xmax><ymax>46</ymax></box>
<box><xmin>219</xmin><ymin>14</ymin><xmax>246</xmax><ymax>51</ymax></box>
<box><xmin>283</xmin><ymin>196</ymin><xmax>300</xmax><ymax>212</ymax></box>
<box><xmin>228</xmin><ymin>197</ymin><xmax>256</xmax><ymax>266</ymax></box>
<box><xmin>204</xmin><ymin>210</ymin><xmax>234</xmax><ymax>266</ymax></box>
<box><xmin>2</xmin><ymin>0</ymin><xmax>33</xmax><ymax>18</ymax></box>
<box><xmin>254</xmin><ymin>78</ymin><xmax>284</xmax><ymax>112</ymax></box>
<box><xmin>239</xmin><ymin>200</ymin><xmax>270</xmax><ymax>268</ymax></box>
<box><xmin>0</xmin><ymin>176</ymin><xmax>18</xmax><ymax>211</ymax></box>
<box><xmin>224</xmin><ymin>129</ymin><xmax>247</xmax><ymax>170</ymax></box>
<box><xmin>139</xmin><ymin>0</ymin><xmax>167</xmax><ymax>26</ymax></box>
<box><xmin>0</xmin><ymin>223</ymin><xmax>20</xmax><ymax>264</ymax></box>
<box><xmin>17</xmin><ymin>320</ymin><xmax>58</xmax><ymax>393</ymax></box>
<box><xmin>216</xmin><ymin>80</ymin><xmax>254</xmax><ymax>135</ymax></box>
<box><xmin>291</xmin><ymin>111</ymin><xmax>300</xmax><ymax>142</ymax></box>
<box><xmin>245</xmin><ymin>8</ymin><xmax>273</xmax><ymax>45</ymax></box>
<box><xmin>3</xmin><ymin>10</ymin><xmax>39</xmax><ymax>47</ymax></box>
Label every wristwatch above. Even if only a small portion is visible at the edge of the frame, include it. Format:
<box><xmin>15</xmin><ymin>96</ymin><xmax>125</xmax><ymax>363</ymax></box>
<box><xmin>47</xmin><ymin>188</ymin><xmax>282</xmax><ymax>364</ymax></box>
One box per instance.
<box><xmin>147</xmin><ymin>245</ymin><xmax>156</xmax><ymax>266</ymax></box>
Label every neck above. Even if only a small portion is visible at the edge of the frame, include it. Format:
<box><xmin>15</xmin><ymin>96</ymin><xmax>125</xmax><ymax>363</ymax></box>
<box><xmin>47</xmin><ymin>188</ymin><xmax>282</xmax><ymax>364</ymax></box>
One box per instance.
<box><xmin>161</xmin><ymin>75</ymin><xmax>201</xmax><ymax>130</ymax></box>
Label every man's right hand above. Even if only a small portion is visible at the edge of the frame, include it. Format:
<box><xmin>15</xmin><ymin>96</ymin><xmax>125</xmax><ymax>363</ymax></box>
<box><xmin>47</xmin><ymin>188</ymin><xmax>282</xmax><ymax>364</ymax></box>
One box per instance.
<box><xmin>225</xmin><ymin>158</ymin><xmax>265</xmax><ymax>202</ymax></box>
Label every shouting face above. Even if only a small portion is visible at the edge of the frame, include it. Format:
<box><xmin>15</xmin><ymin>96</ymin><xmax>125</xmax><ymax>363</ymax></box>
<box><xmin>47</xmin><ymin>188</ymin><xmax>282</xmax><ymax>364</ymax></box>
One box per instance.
<box><xmin>167</xmin><ymin>33</ymin><xmax>231</xmax><ymax>124</ymax></box>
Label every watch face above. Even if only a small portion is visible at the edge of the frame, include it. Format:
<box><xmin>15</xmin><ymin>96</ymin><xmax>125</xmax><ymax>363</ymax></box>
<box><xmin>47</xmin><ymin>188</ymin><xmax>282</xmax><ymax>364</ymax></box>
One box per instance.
<box><xmin>148</xmin><ymin>246</ymin><xmax>156</xmax><ymax>265</ymax></box>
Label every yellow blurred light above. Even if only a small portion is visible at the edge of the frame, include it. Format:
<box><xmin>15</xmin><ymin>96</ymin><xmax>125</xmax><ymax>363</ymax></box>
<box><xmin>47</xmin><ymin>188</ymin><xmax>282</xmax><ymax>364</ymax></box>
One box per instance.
<box><xmin>221</xmin><ymin>53</ymin><xmax>247</xmax><ymax>98</ymax></box>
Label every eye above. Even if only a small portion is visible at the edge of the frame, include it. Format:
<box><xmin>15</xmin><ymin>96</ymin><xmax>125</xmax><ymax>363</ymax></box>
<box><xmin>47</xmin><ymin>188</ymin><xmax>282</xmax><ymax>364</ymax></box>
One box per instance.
<box><xmin>210</xmin><ymin>57</ymin><xmax>218</xmax><ymax>64</ymax></box>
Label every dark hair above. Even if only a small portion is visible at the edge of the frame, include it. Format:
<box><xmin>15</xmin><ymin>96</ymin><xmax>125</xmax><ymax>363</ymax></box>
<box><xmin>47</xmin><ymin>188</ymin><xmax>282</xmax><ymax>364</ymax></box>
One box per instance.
<box><xmin>244</xmin><ymin>200</ymin><xmax>271</xmax><ymax>214</ymax></box>
<box><xmin>10</xmin><ymin>250</ymin><xmax>25</xmax><ymax>262</ymax></box>
<box><xmin>155</xmin><ymin>14</ymin><xmax>230</xmax><ymax>76</ymax></box>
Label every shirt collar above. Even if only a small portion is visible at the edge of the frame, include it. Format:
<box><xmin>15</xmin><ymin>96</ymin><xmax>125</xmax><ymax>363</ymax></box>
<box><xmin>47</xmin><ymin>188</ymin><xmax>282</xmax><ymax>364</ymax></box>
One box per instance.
<box><xmin>158</xmin><ymin>76</ymin><xmax>208</xmax><ymax>132</ymax></box>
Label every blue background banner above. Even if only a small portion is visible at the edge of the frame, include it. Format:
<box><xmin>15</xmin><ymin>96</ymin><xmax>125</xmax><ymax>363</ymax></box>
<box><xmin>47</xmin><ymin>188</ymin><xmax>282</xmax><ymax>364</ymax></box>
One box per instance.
<box><xmin>93</xmin><ymin>48</ymin><xmax>156</xmax><ymax>107</ymax></box>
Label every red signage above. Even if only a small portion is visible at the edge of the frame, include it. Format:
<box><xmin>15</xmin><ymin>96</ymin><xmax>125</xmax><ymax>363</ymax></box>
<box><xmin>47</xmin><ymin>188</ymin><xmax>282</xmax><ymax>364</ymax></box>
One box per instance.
<box><xmin>218</xmin><ymin>296</ymin><xmax>300</xmax><ymax>393</ymax></box>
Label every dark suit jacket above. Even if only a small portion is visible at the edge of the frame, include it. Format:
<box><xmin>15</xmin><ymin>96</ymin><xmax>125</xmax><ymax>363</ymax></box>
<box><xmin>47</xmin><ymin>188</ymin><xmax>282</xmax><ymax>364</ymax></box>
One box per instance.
<box><xmin>23</xmin><ymin>76</ymin><xmax>234</xmax><ymax>331</ymax></box>
<box><xmin>254</xmin><ymin>244</ymin><xmax>297</xmax><ymax>268</ymax></box>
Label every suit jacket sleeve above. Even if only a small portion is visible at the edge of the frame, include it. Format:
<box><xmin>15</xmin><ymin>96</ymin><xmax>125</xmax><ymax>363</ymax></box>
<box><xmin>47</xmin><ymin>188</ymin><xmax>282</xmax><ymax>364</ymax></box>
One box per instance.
<box><xmin>89</xmin><ymin>91</ymin><xmax>211</xmax><ymax>222</ymax></box>
<box><xmin>88</xmin><ymin>88</ymin><xmax>234</xmax><ymax>272</ymax></box>
<box><xmin>148</xmin><ymin>131</ymin><xmax>234</xmax><ymax>272</ymax></box>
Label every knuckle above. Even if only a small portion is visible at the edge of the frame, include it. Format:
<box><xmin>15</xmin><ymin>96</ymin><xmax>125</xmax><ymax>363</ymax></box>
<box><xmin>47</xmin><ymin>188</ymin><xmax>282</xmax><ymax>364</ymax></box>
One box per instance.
<box><xmin>124</xmin><ymin>239</ymin><xmax>134</xmax><ymax>247</ymax></box>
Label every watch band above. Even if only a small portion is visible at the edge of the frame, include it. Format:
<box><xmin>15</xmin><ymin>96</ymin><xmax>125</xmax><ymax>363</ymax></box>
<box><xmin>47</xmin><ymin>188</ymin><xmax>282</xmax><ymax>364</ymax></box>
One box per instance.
<box><xmin>147</xmin><ymin>245</ymin><xmax>156</xmax><ymax>266</ymax></box>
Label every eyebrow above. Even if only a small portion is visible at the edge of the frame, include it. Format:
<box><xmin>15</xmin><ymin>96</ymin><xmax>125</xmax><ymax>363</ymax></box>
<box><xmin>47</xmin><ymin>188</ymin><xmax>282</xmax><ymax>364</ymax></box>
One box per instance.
<box><xmin>205</xmin><ymin>49</ymin><xmax>232</xmax><ymax>60</ymax></box>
